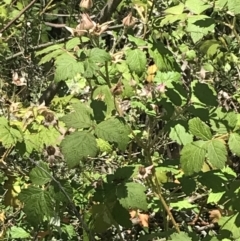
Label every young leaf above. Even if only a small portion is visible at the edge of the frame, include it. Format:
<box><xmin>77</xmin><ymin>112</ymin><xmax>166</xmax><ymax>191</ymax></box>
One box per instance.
<box><xmin>29</xmin><ymin>161</ymin><xmax>51</xmax><ymax>185</ymax></box>
<box><xmin>228</xmin><ymin>132</ymin><xmax>240</xmax><ymax>157</ymax></box>
<box><xmin>95</xmin><ymin>117</ymin><xmax>130</xmax><ymax>151</ymax></box>
<box><xmin>60</xmin><ymin>131</ymin><xmax>98</xmax><ymax>168</ymax></box>
<box><xmin>35</xmin><ymin>44</ymin><xmax>63</xmax><ymax>56</ymax></box>
<box><xmin>207</xmin><ymin>139</ymin><xmax>227</xmax><ymax>169</ymax></box>
<box><xmin>189</xmin><ymin>117</ymin><xmax>212</xmax><ymax>140</ymax></box>
<box><xmin>18</xmin><ymin>186</ymin><xmax>54</xmax><ymax>226</ymax></box>
<box><xmin>126</xmin><ymin>49</ymin><xmax>147</xmax><ymax>75</ymax></box>
<box><xmin>116</xmin><ymin>182</ymin><xmax>148</xmax><ymax>211</ymax></box>
<box><xmin>10</xmin><ymin>226</ymin><xmax>30</xmax><ymax>239</ymax></box>
<box><xmin>60</xmin><ymin>102</ymin><xmax>94</xmax><ymax>129</ymax></box>
<box><xmin>180</xmin><ymin>140</ymin><xmax>207</xmax><ymax>175</ymax></box>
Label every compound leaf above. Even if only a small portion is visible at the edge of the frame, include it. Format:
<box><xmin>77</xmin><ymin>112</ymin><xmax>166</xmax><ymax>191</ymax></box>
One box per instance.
<box><xmin>60</xmin><ymin>131</ymin><xmax>98</xmax><ymax>168</ymax></box>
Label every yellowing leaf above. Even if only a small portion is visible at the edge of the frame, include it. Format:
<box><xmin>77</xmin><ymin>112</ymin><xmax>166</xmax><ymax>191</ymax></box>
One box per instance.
<box><xmin>146</xmin><ymin>64</ymin><xmax>157</xmax><ymax>82</ymax></box>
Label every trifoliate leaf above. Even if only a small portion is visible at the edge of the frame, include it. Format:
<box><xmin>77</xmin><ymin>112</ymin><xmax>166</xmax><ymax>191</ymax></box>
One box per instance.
<box><xmin>60</xmin><ymin>131</ymin><xmax>98</xmax><ymax>168</ymax></box>
<box><xmin>0</xmin><ymin>117</ymin><xmax>23</xmax><ymax>148</ymax></box>
<box><xmin>116</xmin><ymin>182</ymin><xmax>148</xmax><ymax>211</ymax></box>
<box><xmin>60</xmin><ymin>102</ymin><xmax>94</xmax><ymax>129</ymax></box>
<box><xmin>126</xmin><ymin>49</ymin><xmax>147</xmax><ymax>75</ymax></box>
<box><xmin>180</xmin><ymin>140</ymin><xmax>207</xmax><ymax>175</ymax></box>
<box><xmin>95</xmin><ymin>118</ymin><xmax>130</xmax><ymax>151</ymax></box>
<box><xmin>169</xmin><ymin>123</ymin><xmax>193</xmax><ymax>145</ymax></box>
<box><xmin>189</xmin><ymin>117</ymin><xmax>212</xmax><ymax>140</ymax></box>
<box><xmin>10</xmin><ymin>226</ymin><xmax>30</xmax><ymax>239</ymax></box>
<box><xmin>29</xmin><ymin>161</ymin><xmax>51</xmax><ymax>185</ymax></box>
<box><xmin>207</xmin><ymin>139</ymin><xmax>227</xmax><ymax>169</ymax></box>
<box><xmin>19</xmin><ymin>186</ymin><xmax>54</xmax><ymax>227</ymax></box>
<box><xmin>229</xmin><ymin>133</ymin><xmax>240</xmax><ymax>157</ymax></box>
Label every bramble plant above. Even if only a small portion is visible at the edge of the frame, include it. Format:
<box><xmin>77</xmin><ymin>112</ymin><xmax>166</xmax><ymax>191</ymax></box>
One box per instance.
<box><xmin>1</xmin><ymin>0</ymin><xmax>240</xmax><ymax>240</ymax></box>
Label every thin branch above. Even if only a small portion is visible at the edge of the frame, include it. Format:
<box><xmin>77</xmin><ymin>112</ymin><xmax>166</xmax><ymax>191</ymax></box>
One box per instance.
<box><xmin>0</xmin><ymin>0</ymin><xmax>38</xmax><ymax>34</ymax></box>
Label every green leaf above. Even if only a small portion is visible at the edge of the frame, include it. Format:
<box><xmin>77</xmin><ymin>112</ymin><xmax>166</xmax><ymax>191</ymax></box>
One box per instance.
<box><xmin>92</xmin><ymin>85</ymin><xmax>115</xmax><ymax>117</ymax></box>
<box><xmin>91</xmin><ymin>204</ymin><xmax>113</xmax><ymax>233</ymax></box>
<box><xmin>112</xmin><ymin>201</ymin><xmax>132</xmax><ymax>228</ymax></box>
<box><xmin>170</xmin><ymin>232</ymin><xmax>193</xmax><ymax>241</ymax></box>
<box><xmin>54</xmin><ymin>54</ymin><xmax>84</xmax><ymax>81</ymax></box>
<box><xmin>126</xmin><ymin>49</ymin><xmax>147</xmax><ymax>75</ymax></box>
<box><xmin>38</xmin><ymin>126</ymin><xmax>60</xmax><ymax>147</ymax></box>
<box><xmin>50</xmin><ymin>180</ymin><xmax>73</xmax><ymax>203</ymax></box>
<box><xmin>229</xmin><ymin>133</ymin><xmax>240</xmax><ymax>157</ymax></box>
<box><xmin>116</xmin><ymin>182</ymin><xmax>148</xmax><ymax>211</ymax></box>
<box><xmin>207</xmin><ymin>139</ymin><xmax>227</xmax><ymax>169</ymax></box>
<box><xmin>65</xmin><ymin>37</ymin><xmax>80</xmax><ymax>50</ymax></box>
<box><xmin>189</xmin><ymin>117</ymin><xmax>212</xmax><ymax>140</ymax></box>
<box><xmin>19</xmin><ymin>186</ymin><xmax>54</xmax><ymax>226</ymax></box>
<box><xmin>228</xmin><ymin>0</ymin><xmax>240</xmax><ymax>15</ymax></box>
<box><xmin>128</xmin><ymin>35</ymin><xmax>147</xmax><ymax>46</ymax></box>
<box><xmin>39</xmin><ymin>49</ymin><xmax>64</xmax><ymax>65</ymax></box>
<box><xmin>180</xmin><ymin>140</ymin><xmax>207</xmax><ymax>175</ymax></box>
<box><xmin>148</xmin><ymin>40</ymin><xmax>181</xmax><ymax>72</ymax></box>
<box><xmin>29</xmin><ymin>161</ymin><xmax>51</xmax><ymax>185</ymax></box>
<box><xmin>88</xmin><ymin>48</ymin><xmax>111</xmax><ymax>63</ymax></box>
<box><xmin>60</xmin><ymin>131</ymin><xmax>98</xmax><ymax>168</ymax></box>
<box><xmin>207</xmin><ymin>191</ymin><xmax>224</xmax><ymax>203</ymax></box>
<box><xmin>169</xmin><ymin>123</ymin><xmax>193</xmax><ymax>145</ymax></box>
<box><xmin>164</xmin><ymin>3</ymin><xmax>184</xmax><ymax>14</ymax></box>
<box><xmin>96</xmin><ymin>138</ymin><xmax>112</xmax><ymax>153</ymax></box>
<box><xmin>0</xmin><ymin>118</ymin><xmax>23</xmax><ymax>148</ymax></box>
<box><xmin>186</xmin><ymin>15</ymin><xmax>215</xmax><ymax>43</ymax></box>
<box><xmin>35</xmin><ymin>44</ymin><xmax>63</xmax><ymax>56</ymax></box>
<box><xmin>83</xmin><ymin>57</ymin><xmax>98</xmax><ymax>78</ymax></box>
<box><xmin>170</xmin><ymin>199</ymin><xmax>197</xmax><ymax>209</ymax></box>
<box><xmin>10</xmin><ymin>226</ymin><xmax>30</xmax><ymax>239</ymax></box>
<box><xmin>219</xmin><ymin>214</ymin><xmax>240</xmax><ymax>239</ymax></box>
<box><xmin>60</xmin><ymin>102</ymin><xmax>94</xmax><ymax>129</ymax></box>
<box><xmin>185</xmin><ymin>0</ymin><xmax>211</xmax><ymax>14</ymax></box>
<box><xmin>95</xmin><ymin>118</ymin><xmax>130</xmax><ymax>151</ymax></box>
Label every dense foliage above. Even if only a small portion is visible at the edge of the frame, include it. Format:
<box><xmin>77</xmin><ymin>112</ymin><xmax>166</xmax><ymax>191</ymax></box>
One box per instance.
<box><xmin>1</xmin><ymin>0</ymin><xmax>240</xmax><ymax>240</ymax></box>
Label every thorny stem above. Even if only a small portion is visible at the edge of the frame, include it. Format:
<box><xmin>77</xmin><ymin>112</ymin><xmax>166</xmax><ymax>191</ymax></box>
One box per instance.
<box><xmin>28</xmin><ymin>158</ymin><xmax>95</xmax><ymax>241</ymax></box>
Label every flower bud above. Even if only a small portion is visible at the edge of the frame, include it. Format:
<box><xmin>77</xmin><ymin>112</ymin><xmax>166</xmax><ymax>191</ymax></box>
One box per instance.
<box><xmin>122</xmin><ymin>12</ymin><xmax>136</xmax><ymax>28</ymax></box>
<box><xmin>81</xmin><ymin>13</ymin><xmax>95</xmax><ymax>30</ymax></box>
<box><xmin>79</xmin><ymin>0</ymin><xmax>93</xmax><ymax>9</ymax></box>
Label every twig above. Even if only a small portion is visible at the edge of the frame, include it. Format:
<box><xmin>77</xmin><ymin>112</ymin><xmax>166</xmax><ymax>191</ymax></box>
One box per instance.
<box><xmin>0</xmin><ymin>0</ymin><xmax>38</xmax><ymax>34</ymax></box>
<box><xmin>28</xmin><ymin>157</ymin><xmax>95</xmax><ymax>241</ymax></box>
